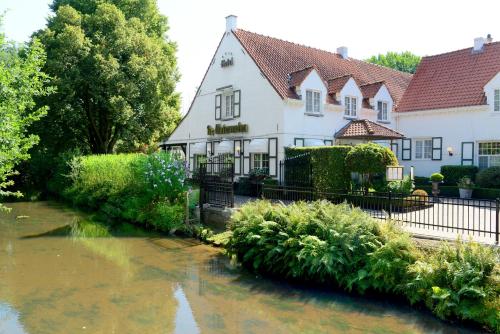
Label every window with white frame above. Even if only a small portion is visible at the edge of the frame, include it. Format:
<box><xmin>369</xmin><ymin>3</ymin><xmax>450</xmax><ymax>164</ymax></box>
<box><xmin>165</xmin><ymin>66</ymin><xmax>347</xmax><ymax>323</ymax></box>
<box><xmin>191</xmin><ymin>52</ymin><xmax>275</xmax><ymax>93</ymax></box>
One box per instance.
<box><xmin>478</xmin><ymin>142</ymin><xmax>500</xmax><ymax>169</ymax></box>
<box><xmin>415</xmin><ymin>139</ymin><xmax>432</xmax><ymax>159</ymax></box>
<box><xmin>494</xmin><ymin>89</ymin><xmax>500</xmax><ymax>112</ymax></box>
<box><xmin>344</xmin><ymin>96</ymin><xmax>357</xmax><ymax>117</ymax></box>
<box><xmin>251</xmin><ymin>153</ymin><xmax>269</xmax><ymax>171</ymax></box>
<box><xmin>216</xmin><ymin>90</ymin><xmax>240</xmax><ymax>120</ymax></box>
<box><xmin>377</xmin><ymin>101</ymin><xmax>388</xmax><ymax>121</ymax></box>
<box><xmin>223</xmin><ymin>94</ymin><xmax>234</xmax><ymax>118</ymax></box>
<box><xmin>306</xmin><ymin>90</ymin><xmax>321</xmax><ymax>113</ymax></box>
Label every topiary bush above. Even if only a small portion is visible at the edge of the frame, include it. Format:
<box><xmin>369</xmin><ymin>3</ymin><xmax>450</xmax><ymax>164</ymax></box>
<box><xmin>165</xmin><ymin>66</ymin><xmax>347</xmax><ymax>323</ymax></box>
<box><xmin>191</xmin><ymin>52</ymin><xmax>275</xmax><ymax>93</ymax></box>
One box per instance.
<box><xmin>430</xmin><ymin>173</ymin><xmax>444</xmax><ymax>182</ymax></box>
<box><xmin>476</xmin><ymin>167</ymin><xmax>500</xmax><ymax>189</ymax></box>
<box><xmin>285</xmin><ymin>146</ymin><xmax>352</xmax><ymax>191</ymax></box>
<box><xmin>345</xmin><ymin>143</ymin><xmax>398</xmax><ymax>191</ymax></box>
<box><xmin>440</xmin><ymin>165</ymin><xmax>478</xmax><ymax>186</ymax></box>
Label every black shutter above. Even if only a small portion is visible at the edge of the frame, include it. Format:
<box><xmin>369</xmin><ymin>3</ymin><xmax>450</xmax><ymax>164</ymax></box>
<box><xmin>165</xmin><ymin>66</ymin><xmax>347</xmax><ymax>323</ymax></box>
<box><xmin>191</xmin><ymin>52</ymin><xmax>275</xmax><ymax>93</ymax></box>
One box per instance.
<box><xmin>390</xmin><ymin>142</ymin><xmax>399</xmax><ymax>159</ymax></box>
<box><xmin>215</xmin><ymin>94</ymin><xmax>221</xmax><ymax>120</ymax></box>
<box><xmin>432</xmin><ymin>137</ymin><xmax>442</xmax><ymax>160</ymax></box>
<box><xmin>402</xmin><ymin>138</ymin><xmax>412</xmax><ymax>161</ymax></box>
<box><xmin>233</xmin><ymin>90</ymin><xmax>241</xmax><ymax>118</ymax></box>
<box><xmin>268</xmin><ymin>138</ymin><xmax>278</xmax><ymax>177</ymax></box>
<box><xmin>461</xmin><ymin>142</ymin><xmax>474</xmax><ymax>165</ymax></box>
<box><xmin>234</xmin><ymin>140</ymin><xmax>241</xmax><ymax>175</ymax></box>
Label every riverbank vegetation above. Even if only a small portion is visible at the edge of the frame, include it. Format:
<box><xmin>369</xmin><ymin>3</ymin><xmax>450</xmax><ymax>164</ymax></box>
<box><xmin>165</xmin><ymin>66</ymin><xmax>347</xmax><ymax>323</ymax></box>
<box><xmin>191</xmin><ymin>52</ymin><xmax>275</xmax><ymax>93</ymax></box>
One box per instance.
<box><xmin>59</xmin><ymin>152</ymin><xmax>191</xmax><ymax>233</ymax></box>
<box><xmin>226</xmin><ymin>200</ymin><xmax>500</xmax><ymax>332</ymax></box>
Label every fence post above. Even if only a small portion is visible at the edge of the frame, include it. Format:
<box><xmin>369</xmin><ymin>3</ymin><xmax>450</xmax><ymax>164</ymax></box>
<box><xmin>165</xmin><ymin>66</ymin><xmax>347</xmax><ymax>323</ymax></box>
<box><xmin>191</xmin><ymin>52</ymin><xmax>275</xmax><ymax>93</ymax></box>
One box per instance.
<box><xmin>388</xmin><ymin>191</ymin><xmax>393</xmax><ymax>219</ymax></box>
<box><xmin>496</xmin><ymin>198</ymin><xmax>499</xmax><ymax>245</ymax></box>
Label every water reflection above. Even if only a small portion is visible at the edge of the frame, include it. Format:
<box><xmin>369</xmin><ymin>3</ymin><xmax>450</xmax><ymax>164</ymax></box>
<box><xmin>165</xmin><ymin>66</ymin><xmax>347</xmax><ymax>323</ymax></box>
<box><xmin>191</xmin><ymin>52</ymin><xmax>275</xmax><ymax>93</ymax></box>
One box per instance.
<box><xmin>0</xmin><ymin>202</ymin><xmax>487</xmax><ymax>334</ymax></box>
<box><xmin>0</xmin><ymin>303</ymin><xmax>27</xmax><ymax>334</ymax></box>
<box><xmin>173</xmin><ymin>285</ymin><xmax>200</xmax><ymax>334</ymax></box>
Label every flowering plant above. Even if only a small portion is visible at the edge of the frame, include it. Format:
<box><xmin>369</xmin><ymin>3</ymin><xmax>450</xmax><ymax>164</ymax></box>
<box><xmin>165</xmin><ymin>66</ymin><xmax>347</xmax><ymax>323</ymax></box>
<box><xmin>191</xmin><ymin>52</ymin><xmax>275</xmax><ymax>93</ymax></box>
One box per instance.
<box><xmin>141</xmin><ymin>152</ymin><xmax>187</xmax><ymax>202</ymax></box>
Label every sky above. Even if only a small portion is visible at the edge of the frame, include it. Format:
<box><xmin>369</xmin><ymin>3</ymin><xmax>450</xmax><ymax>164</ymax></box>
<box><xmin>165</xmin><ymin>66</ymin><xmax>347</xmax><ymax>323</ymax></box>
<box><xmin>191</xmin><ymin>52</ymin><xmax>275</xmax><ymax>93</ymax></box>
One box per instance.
<box><xmin>2</xmin><ymin>0</ymin><xmax>500</xmax><ymax>115</ymax></box>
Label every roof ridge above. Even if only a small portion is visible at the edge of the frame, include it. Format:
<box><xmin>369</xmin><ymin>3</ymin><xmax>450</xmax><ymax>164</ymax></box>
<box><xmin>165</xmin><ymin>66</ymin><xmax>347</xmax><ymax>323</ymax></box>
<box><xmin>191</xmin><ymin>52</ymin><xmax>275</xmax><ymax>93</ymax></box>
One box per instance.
<box><xmin>327</xmin><ymin>74</ymin><xmax>352</xmax><ymax>82</ymax></box>
<box><xmin>236</xmin><ymin>29</ymin><xmax>413</xmax><ymax>78</ymax></box>
<box><xmin>363</xmin><ymin>119</ymin><xmax>375</xmax><ymax>134</ymax></box>
<box><xmin>289</xmin><ymin>65</ymin><xmax>315</xmax><ymax>75</ymax></box>
<box><xmin>360</xmin><ymin>80</ymin><xmax>385</xmax><ymax>87</ymax></box>
<box><xmin>423</xmin><ymin>40</ymin><xmax>500</xmax><ymax>60</ymax></box>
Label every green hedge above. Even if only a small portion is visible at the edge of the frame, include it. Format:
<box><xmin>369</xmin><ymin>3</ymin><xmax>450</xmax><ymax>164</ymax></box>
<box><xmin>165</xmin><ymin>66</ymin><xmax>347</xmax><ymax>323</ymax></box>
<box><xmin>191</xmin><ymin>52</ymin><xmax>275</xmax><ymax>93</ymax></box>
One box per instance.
<box><xmin>440</xmin><ymin>165</ymin><xmax>479</xmax><ymax>186</ymax></box>
<box><xmin>228</xmin><ymin>200</ymin><xmax>500</xmax><ymax>332</ymax></box>
<box><xmin>286</xmin><ymin>146</ymin><xmax>352</xmax><ymax>191</ymax></box>
<box><xmin>62</xmin><ymin>153</ymin><xmax>189</xmax><ymax>233</ymax></box>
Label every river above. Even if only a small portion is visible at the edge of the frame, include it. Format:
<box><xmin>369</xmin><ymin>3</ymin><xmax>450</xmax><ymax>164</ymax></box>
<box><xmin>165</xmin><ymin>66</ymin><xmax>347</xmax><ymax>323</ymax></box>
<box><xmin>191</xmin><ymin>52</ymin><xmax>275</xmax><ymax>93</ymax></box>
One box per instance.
<box><xmin>0</xmin><ymin>202</ymin><xmax>484</xmax><ymax>334</ymax></box>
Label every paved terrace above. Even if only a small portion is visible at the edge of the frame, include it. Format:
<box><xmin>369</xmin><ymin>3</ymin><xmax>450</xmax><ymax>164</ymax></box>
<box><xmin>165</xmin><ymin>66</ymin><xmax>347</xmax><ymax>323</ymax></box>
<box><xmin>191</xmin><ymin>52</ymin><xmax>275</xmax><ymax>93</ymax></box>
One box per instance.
<box><xmin>234</xmin><ymin>196</ymin><xmax>499</xmax><ymax>245</ymax></box>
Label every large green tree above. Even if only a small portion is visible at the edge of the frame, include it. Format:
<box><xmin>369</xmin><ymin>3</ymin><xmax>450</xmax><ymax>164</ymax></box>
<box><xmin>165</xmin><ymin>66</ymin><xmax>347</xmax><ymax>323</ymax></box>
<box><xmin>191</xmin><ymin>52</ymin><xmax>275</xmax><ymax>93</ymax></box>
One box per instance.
<box><xmin>0</xmin><ymin>29</ymin><xmax>51</xmax><ymax>210</ymax></box>
<box><xmin>366</xmin><ymin>51</ymin><xmax>421</xmax><ymax>74</ymax></box>
<box><xmin>33</xmin><ymin>0</ymin><xmax>181</xmax><ymax>154</ymax></box>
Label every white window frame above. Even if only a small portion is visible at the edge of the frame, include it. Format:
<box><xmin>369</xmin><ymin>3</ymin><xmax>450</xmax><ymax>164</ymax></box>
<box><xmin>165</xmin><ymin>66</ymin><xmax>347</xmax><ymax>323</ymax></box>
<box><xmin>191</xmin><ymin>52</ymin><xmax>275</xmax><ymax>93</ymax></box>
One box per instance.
<box><xmin>305</xmin><ymin>90</ymin><xmax>321</xmax><ymax>114</ymax></box>
<box><xmin>414</xmin><ymin>139</ymin><xmax>433</xmax><ymax>160</ymax></box>
<box><xmin>222</xmin><ymin>93</ymin><xmax>234</xmax><ymax>119</ymax></box>
<box><xmin>377</xmin><ymin>101</ymin><xmax>389</xmax><ymax>122</ymax></box>
<box><xmin>478</xmin><ymin>142</ymin><xmax>500</xmax><ymax>169</ymax></box>
<box><xmin>251</xmin><ymin>153</ymin><xmax>269</xmax><ymax>171</ymax></box>
<box><xmin>344</xmin><ymin>96</ymin><xmax>357</xmax><ymax>118</ymax></box>
<box><xmin>494</xmin><ymin>89</ymin><xmax>500</xmax><ymax>112</ymax></box>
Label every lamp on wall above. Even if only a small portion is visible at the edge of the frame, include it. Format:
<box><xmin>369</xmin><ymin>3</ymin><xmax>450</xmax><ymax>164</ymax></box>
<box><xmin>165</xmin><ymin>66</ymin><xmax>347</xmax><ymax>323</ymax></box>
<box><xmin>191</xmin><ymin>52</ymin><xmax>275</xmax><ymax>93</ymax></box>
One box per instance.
<box><xmin>447</xmin><ymin>146</ymin><xmax>454</xmax><ymax>156</ymax></box>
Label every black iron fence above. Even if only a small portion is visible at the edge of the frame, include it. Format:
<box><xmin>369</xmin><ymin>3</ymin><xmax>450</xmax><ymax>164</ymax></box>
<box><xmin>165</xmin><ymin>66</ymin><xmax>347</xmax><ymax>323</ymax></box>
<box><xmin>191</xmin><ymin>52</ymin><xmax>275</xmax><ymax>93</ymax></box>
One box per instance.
<box><xmin>279</xmin><ymin>152</ymin><xmax>313</xmax><ymax>187</ymax></box>
<box><xmin>261</xmin><ymin>184</ymin><xmax>500</xmax><ymax>244</ymax></box>
<box><xmin>199</xmin><ymin>155</ymin><xmax>234</xmax><ymax>208</ymax></box>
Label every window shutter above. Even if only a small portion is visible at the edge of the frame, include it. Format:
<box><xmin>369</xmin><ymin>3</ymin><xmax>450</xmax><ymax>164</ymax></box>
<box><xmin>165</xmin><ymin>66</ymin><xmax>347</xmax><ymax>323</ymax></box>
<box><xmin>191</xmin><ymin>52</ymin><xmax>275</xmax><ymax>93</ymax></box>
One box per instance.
<box><xmin>268</xmin><ymin>138</ymin><xmax>278</xmax><ymax>177</ymax></box>
<box><xmin>431</xmin><ymin>137</ymin><xmax>442</xmax><ymax>160</ymax></box>
<box><xmin>233</xmin><ymin>90</ymin><xmax>241</xmax><ymax>117</ymax></box>
<box><xmin>215</xmin><ymin>94</ymin><xmax>221</xmax><ymax>120</ymax></box>
<box><xmin>461</xmin><ymin>142</ymin><xmax>474</xmax><ymax>166</ymax></box>
<box><xmin>390</xmin><ymin>142</ymin><xmax>399</xmax><ymax>159</ymax></box>
<box><xmin>402</xmin><ymin>138</ymin><xmax>412</xmax><ymax>161</ymax></box>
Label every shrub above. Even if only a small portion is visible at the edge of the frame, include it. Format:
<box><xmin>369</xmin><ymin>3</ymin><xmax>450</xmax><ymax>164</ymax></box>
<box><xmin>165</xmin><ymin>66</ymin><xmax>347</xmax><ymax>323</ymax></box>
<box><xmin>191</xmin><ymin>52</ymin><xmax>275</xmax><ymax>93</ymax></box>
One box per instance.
<box><xmin>412</xmin><ymin>189</ymin><xmax>429</xmax><ymax>198</ymax></box>
<box><xmin>430</xmin><ymin>173</ymin><xmax>444</xmax><ymax>182</ymax></box>
<box><xmin>345</xmin><ymin>143</ymin><xmax>398</xmax><ymax>191</ymax></box>
<box><xmin>405</xmin><ymin>240</ymin><xmax>499</xmax><ymax>330</ymax></box>
<box><xmin>63</xmin><ymin>152</ymin><xmax>188</xmax><ymax>233</ymax></box>
<box><xmin>414</xmin><ymin>176</ymin><xmax>429</xmax><ymax>186</ymax></box>
<box><xmin>440</xmin><ymin>165</ymin><xmax>479</xmax><ymax>186</ymax></box>
<box><xmin>286</xmin><ymin>146</ymin><xmax>352</xmax><ymax>191</ymax></box>
<box><xmin>476</xmin><ymin>167</ymin><xmax>500</xmax><ymax>189</ymax></box>
<box><xmin>387</xmin><ymin>175</ymin><xmax>414</xmax><ymax>195</ymax></box>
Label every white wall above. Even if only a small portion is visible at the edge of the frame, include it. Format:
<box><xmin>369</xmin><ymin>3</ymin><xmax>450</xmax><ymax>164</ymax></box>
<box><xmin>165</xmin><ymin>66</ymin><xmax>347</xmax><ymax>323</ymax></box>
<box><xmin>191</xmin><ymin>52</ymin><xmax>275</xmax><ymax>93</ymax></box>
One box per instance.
<box><xmin>395</xmin><ymin>105</ymin><xmax>500</xmax><ymax>176</ymax></box>
<box><xmin>485</xmin><ymin>72</ymin><xmax>500</xmax><ymax>113</ymax></box>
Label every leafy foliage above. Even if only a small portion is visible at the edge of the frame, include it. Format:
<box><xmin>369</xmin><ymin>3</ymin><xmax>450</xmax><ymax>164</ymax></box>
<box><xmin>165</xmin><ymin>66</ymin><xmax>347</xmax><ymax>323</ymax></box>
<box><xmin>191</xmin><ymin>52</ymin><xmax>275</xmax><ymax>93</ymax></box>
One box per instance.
<box><xmin>387</xmin><ymin>175</ymin><xmax>414</xmax><ymax>195</ymax></box>
<box><xmin>63</xmin><ymin>152</ymin><xmax>188</xmax><ymax>232</ymax></box>
<box><xmin>430</xmin><ymin>173</ymin><xmax>444</xmax><ymax>182</ymax></box>
<box><xmin>0</xmin><ymin>27</ymin><xmax>52</xmax><ymax>210</ymax></box>
<box><xmin>32</xmin><ymin>0</ymin><xmax>181</xmax><ymax>154</ymax></box>
<box><xmin>227</xmin><ymin>200</ymin><xmax>499</xmax><ymax>331</ymax></box>
<box><xmin>286</xmin><ymin>146</ymin><xmax>353</xmax><ymax>191</ymax></box>
<box><xmin>366</xmin><ymin>51</ymin><xmax>421</xmax><ymax>74</ymax></box>
<box><xmin>476</xmin><ymin>167</ymin><xmax>500</xmax><ymax>189</ymax></box>
<box><xmin>440</xmin><ymin>165</ymin><xmax>479</xmax><ymax>186</ymax></box>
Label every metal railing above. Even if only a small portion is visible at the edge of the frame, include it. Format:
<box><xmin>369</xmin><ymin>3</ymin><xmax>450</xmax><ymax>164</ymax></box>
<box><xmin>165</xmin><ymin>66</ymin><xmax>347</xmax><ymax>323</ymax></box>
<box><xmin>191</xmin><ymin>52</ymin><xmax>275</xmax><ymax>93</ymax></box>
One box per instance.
<box><xmin>261</xmin><ymin>184</ymin><xmax>500</xmax><ymax>244</ymax></box>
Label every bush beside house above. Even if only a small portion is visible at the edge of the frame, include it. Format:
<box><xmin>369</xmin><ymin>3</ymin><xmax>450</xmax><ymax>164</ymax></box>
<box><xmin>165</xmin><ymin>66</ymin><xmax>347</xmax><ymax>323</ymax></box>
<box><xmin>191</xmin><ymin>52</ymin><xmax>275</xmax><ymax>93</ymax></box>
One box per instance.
<box><xmin>227</xmin><ymin>200</ymin><xmax>500</xmax><ymax>332</ymax></box>
<box><xmin>62</xmin><ymin>153</ymin><xmax>189</xmax><ymax>233</ymax></box>
<box><xmin>440</xmin><ymin>165</ymin><xmax>479</xmax><ymax>186</ymax></box>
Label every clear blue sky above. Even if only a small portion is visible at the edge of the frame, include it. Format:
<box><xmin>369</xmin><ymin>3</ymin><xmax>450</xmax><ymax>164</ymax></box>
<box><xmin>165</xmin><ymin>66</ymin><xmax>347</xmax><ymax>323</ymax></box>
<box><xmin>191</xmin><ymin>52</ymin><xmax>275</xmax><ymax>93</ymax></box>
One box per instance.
<box><xmin>2</xmin><ymin>0</ymin><xmax>500</xmax><ymax>114</ymax></box>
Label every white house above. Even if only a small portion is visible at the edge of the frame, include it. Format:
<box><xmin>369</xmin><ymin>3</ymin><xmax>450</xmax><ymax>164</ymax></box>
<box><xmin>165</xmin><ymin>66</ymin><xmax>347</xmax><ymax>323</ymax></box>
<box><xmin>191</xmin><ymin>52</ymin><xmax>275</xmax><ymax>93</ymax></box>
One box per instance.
<box><xmin>394</xmin><ymin>35</ymin><xmax>500</xmax><ymax>176</ymax></box>
<box><xmin>163</xmin><ymin>15</ymin><xmax>410</xmax><ymax>178</ymax></box>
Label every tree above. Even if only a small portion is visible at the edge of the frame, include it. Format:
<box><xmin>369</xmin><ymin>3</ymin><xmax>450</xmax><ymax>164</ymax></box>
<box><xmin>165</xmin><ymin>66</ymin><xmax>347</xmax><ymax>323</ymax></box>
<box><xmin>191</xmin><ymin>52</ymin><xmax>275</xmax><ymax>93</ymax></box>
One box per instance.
<box><xmin>345</xmin><ymin>143</ymin><xmax>398</xmax><ymax>192</ymax></box>
<box><xmin>33</xmin><ymin>0</ymin><xmax>181</xmax><ymax>154</ymax></box>
<box><xmin>0</xmin><ymin>30</ymin><xmax>51</xmax><ymax>210</ymax></box>
<box><xmin>366</xmin><ymin>51</ymin><xmax>421</xmax><ymax>74</ymax></box>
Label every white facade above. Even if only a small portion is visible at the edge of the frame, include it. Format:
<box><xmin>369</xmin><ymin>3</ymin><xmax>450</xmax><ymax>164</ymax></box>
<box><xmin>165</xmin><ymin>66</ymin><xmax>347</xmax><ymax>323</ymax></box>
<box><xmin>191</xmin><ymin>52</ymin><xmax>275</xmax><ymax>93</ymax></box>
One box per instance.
<box><xmin>395</xmin><ymin>74</ymin><xmax>500</xmax><ymax>177</ymax></box>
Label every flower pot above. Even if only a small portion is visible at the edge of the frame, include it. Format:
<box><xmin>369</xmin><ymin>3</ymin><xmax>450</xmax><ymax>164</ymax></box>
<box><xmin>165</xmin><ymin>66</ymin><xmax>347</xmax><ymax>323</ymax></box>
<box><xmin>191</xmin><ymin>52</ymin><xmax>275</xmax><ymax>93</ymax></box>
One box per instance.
<box><xmin>459</xmin><ymin>188</ymin><xmax>473</xmax><ymax>199</ymax></box>
<box><xmin>431</xmin><ymin>181</ymin><xmax>441</xmax><ymax>197</ymax></box>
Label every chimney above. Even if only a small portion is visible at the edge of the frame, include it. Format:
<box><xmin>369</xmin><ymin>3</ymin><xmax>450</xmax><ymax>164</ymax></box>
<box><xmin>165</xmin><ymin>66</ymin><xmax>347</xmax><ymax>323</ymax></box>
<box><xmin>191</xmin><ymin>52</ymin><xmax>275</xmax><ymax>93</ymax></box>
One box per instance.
<box><xmin>225</xmin><ymin>15</ymin><xmax>237</xmax><ymax>32</ymax></box>
<box><xmin>473</xmin><ymin>37</ymin><xmax>485</xmax><ymax>52</ymax></box>
<box><xmin>337</xmin><ymin>46</ymin><xmax>348</xmax><ymax>59</ymax></box>
<box><xmin>486</xmin><ymin>33</ymin><xmax>493</xmax><ymax>44</ymax></box>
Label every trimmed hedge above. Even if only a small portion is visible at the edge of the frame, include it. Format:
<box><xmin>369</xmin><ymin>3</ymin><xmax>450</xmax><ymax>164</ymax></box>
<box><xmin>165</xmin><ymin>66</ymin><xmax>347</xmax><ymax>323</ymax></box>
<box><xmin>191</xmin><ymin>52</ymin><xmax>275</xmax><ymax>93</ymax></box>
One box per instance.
<box><xmin>440</xmin><ymin>165</ymin><xmax>479</xmax><ymax>186</ymax></box>
<box><xmin>476</xmin><ymin>167</ymin><xmax>500</xmax><ymax>189</ymax></box>
<box><xmin>285</xmin><ymin>146</ymin><xmax>352</xmax><ymax>191</ymax></box>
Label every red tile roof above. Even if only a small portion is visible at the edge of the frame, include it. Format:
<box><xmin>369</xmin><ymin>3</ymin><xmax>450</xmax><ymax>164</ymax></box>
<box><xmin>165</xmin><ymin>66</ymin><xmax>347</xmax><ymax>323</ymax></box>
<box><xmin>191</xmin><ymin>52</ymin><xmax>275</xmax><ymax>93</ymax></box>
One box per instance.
<box><xmin>335</xmin><ymin>119</ymin><xmax>404</xmax><ymax>139</ymax></box>
<box><xmin>328</xmin><ymin>75</ymin><xmax>352</xmax><ymax>94</ymax></box>
<box><xmin>233</xmin><ymin>29</ymin><xmax>412</xmax><ymax>107</ymax></box>
<box><xmin>360</xmin><ymin>81</ymin><xmax>385</xmax><ymax>99</ymax></box>
<box><xmin>397</xmin><ymin>41</ymin><xmax>500</xmax><ymax>112</ymax></box>
<box><xmin>288</xmin><ymin>66</ymin><xmax>315</xmax><ymax>87</ymax></box>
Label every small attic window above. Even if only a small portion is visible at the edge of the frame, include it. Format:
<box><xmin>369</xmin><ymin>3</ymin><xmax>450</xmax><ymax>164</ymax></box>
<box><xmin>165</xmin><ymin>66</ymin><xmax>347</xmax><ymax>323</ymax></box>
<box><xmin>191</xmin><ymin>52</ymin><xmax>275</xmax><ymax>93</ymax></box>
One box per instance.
<box><xmin>306</xmin><ymin>90</ymin><xmax>321</xmax><ymax>113</ymax></box>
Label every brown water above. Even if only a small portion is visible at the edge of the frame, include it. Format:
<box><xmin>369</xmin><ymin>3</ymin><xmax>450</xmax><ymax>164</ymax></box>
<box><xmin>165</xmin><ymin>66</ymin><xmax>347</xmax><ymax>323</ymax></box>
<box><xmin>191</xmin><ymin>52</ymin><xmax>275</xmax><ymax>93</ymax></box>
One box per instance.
<box><xmin>0</xmin><ymin>202</ymin><xmax>485</xmax><ymax>334</ymax></box>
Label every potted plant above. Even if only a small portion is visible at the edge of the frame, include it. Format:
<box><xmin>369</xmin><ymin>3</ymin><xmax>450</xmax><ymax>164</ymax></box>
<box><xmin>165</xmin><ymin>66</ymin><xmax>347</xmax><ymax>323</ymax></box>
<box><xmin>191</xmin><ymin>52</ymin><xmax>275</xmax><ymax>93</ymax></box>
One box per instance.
<box><xmin>430</xmin><ymin>173</ymin><xmax>444</xmax><ymax>197</ymax></box>
<box><xmin>457</xmin><ymin>176</ymin><xmax>474</xmax><ymax>199</ymax></box>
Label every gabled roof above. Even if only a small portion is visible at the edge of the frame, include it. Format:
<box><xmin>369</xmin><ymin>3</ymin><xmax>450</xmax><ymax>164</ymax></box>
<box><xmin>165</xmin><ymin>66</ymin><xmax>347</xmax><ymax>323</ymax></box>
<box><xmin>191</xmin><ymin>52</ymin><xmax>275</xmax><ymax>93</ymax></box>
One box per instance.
<box><xmin>288</xmin><ymin>66</ymin><xmax>315</xmax><ymax>87</ymax></box>
<box><xmin>328</xmin><ymin>75</ymin><xmax>353</xmax><ymax>94</ymax></box>
<box><xmin>335</xmin><ymin>119</ymin><xmax>404</xmax><ymax>139</ymax></box>
<box><xmin>233</xmin><ymin>29</ymin><xmax>412</xmax><ymax>106</ymax></box>
<box><xmin>397</xmin><ymin>41</ymin><xmax>500</xmax><ymax>112</ymax></box>
<box><xmin>360</xmin><ymin>81</ymin><xmax>385</xmax><ymax>99</ymax></box>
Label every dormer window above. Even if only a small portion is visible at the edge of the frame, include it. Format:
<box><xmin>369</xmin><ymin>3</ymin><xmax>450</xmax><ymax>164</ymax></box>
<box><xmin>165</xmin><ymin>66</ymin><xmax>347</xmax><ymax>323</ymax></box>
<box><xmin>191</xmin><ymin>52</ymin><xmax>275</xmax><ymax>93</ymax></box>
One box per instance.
<box><xmin>344</xmin><ymin>96</ymin><xmax>357</xmax><ymax>117</ymax></box>
<box><xmin>495</xmin><ymin>89</ymin><xmax>500</xmax><ymax>112</ymax></box>
<box><xmin>377</xmin><ymin>101</ymin><xmax>388</xmax><ymax>121</ymax></box>
<box><xmin>306</xmin><ymin>90</ymin><xmax>321</xmax><ymax>113</ymax></box>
